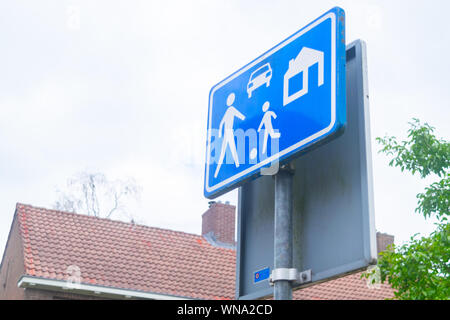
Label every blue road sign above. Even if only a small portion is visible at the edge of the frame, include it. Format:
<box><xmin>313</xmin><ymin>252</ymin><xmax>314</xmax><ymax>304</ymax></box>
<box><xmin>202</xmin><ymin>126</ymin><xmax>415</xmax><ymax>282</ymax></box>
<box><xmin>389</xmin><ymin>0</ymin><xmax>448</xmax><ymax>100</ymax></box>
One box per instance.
<box><xmin>204</xmin><ymin>7</ymin><xmax>346</xmax><ymax>199</ymax></box>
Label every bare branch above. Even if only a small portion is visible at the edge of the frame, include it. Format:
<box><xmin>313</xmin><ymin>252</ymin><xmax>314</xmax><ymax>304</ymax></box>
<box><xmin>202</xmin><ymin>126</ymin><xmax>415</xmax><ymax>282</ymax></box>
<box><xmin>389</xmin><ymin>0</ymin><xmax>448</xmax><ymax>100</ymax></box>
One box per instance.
<box><xmin>53</xmin><ymin>171</ymin><xmax>142</xmax><ymax>220</ymax></box>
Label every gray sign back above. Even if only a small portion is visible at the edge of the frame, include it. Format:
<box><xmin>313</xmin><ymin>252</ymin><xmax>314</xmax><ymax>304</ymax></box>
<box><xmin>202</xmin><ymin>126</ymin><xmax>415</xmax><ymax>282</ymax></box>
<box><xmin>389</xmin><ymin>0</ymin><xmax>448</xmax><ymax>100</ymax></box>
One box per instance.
<box><xmin>236</xmin><ymin>40</ymin><xmax>377</xmax><ymax>300</ymax></box>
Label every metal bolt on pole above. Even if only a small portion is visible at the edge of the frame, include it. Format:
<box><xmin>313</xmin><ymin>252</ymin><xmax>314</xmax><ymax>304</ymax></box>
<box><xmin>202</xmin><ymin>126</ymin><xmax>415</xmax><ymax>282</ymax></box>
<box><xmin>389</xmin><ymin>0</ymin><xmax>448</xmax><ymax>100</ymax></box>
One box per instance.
<box><xmin>274</xmin><ymin>163</ymin><xmax>294</xmax><ymax>300</ymax></box>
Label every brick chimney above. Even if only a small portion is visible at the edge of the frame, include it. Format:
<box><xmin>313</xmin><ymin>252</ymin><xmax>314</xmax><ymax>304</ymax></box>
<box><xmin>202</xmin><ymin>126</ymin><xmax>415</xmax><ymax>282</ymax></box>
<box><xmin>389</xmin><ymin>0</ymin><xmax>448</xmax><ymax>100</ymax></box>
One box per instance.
<box><xmin>202</xmin><ymin>201</ymin><xmax>236</xmax><ymax>246</ymax></box>
<box><xmin>376</xmin><ymin>232</ymin><xmax>395</xmax><ymax>255</ymax></box>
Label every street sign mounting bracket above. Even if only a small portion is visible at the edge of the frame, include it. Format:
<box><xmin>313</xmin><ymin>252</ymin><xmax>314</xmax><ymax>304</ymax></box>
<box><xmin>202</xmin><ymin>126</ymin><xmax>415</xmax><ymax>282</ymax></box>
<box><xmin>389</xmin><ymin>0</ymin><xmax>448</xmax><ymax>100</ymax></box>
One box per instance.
<box><xmin>269</xmin><ymin>268</ymin><xmax>312</xmax><ymax>287</ymax></box>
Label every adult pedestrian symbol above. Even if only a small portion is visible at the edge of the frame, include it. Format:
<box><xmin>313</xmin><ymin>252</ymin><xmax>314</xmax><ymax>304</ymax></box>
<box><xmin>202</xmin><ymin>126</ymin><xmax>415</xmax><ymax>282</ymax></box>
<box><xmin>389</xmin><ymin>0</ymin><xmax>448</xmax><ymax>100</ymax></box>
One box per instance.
<box><xmin>214</xmin><ymin>93</ymin><xmax>246</xmax><ymax>178</ymax></box>
<box><xmin>204</xmin><ymin>7</ymin><xmax>346</xmax><ymax>199</ymax></box>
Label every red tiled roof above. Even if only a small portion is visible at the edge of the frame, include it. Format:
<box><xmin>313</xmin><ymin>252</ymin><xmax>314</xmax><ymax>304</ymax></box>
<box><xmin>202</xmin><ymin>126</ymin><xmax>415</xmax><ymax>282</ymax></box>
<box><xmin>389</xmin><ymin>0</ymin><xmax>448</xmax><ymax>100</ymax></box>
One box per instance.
<box><xmin>16</xmin><ymin>203</ymin><xmax>235</xmax><ymax>300</ymax></box>
<box><xmin>14</xmin><ymin>203</ymin><xmax>394</xmax><ymax>300</ymax></box>
<box><xmin>293</xmin><ymin>272</ymin><xmax>394</xmax><ymax>300</ymax></box>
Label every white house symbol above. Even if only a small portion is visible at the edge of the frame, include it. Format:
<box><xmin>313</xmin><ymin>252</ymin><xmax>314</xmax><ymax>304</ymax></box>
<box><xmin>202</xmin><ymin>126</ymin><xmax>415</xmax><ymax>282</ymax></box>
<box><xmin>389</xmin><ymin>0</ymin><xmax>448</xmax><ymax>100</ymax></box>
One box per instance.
<box><xmin>283</xmin><ymin>47</ymin><xmax>324</xmax><ymax>106</ymax></box>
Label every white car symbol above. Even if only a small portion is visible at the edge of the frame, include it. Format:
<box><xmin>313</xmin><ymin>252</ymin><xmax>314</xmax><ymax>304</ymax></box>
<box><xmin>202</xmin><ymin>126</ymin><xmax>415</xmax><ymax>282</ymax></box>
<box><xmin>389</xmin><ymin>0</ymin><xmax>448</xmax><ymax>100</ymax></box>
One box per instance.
<box><xmin>247</xmin><ymin>63</ymin><xmax>272</xmax><ymax>98</ymax></box>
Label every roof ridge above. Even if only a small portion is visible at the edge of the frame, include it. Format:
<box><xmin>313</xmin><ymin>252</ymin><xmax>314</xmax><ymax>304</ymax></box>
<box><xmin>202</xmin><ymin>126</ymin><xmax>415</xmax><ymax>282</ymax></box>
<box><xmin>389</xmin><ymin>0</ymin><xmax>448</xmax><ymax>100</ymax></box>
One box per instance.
<box><xmin>15</xmin><ymin>202</ymin><xmax>204</xmax><ymax>240</ymax></box>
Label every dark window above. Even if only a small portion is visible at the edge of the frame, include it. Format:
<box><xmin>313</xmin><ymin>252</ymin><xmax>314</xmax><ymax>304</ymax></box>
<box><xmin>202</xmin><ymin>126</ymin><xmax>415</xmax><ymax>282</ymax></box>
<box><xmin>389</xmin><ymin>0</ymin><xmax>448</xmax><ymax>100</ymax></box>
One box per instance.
<box><xmin>252</xmin><ymin>65</ymin><xmax>269</xmax><ymax>79</ymax></box>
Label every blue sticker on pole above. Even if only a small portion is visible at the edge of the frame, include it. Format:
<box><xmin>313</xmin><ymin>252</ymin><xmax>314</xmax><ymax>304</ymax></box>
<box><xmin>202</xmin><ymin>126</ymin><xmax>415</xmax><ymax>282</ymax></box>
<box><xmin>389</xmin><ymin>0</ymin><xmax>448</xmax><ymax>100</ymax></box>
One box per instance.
<box><xmin>254</xmin><ymin>267</ymin><xmax>271</xmax><ymax>284</ymax></box>
<box><xmin>204</xmin><ymin>7</ymin><xmax>346</xmax><ymax>199</ymax></box>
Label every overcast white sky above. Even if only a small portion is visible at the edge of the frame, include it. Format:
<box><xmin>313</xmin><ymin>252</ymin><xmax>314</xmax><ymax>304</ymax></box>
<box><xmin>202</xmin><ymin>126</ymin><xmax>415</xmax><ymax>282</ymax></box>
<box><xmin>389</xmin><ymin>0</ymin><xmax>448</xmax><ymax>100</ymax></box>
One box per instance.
<box><xmin>1</xmin><ymin>0</ymin><xmax>449</xmax><ymax>258</ymax></box>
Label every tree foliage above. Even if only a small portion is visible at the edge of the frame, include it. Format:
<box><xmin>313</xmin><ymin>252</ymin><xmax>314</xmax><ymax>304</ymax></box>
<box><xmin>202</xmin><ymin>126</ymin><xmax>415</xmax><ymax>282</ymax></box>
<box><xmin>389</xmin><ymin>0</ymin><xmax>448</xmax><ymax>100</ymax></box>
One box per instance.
<box><xmin>377</xmin><ymin>119</ymin><xmax>449</xmax><ymax>178</ymax></box>
<box><xmin>377</xmin><ymin>223</ymin><xmax>450</xmax><ymax>300</ymax></box>
<box><xmin>366</xmin><ymin>119</ymin><xmax>449</xmax><ymax>300</ymax></box>
<box><xmin>54</xmin><ymin>171</ymin><xmax>142</xmax><ymax>220</ymax></box>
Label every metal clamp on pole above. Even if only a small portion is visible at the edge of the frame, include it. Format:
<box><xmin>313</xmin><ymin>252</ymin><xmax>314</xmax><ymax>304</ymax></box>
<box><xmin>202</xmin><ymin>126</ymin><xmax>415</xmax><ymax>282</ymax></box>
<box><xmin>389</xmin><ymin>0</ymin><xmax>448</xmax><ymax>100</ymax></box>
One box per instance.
<box><xmin>269</xmin><ymin>268</ymin><xmax>312</xmax><ymax>287</ymax></box>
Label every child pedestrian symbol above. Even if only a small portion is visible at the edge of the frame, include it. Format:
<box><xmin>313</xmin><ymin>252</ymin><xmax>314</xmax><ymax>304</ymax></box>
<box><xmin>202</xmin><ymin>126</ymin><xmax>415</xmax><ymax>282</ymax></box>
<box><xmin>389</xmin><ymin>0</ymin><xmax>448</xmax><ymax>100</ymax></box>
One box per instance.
<box><xmin>214</xmin><ymin>93</ymin><xmax>246</xmax><ymax>178</ymax></box>
<box><xmin>257</xmin><ymin>101</ymin><xmax>281</xmax><ymax>155</ymax></box>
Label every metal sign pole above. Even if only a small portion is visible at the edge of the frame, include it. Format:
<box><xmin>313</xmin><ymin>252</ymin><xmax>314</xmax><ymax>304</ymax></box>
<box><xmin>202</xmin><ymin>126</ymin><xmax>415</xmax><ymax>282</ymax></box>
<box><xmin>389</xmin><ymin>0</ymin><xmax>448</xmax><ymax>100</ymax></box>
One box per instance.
<box><xmin>273</xmin><ymin>164</ymin><xmax>294</xmax><ymax>300</ymax></box>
